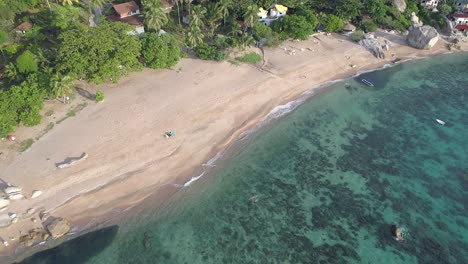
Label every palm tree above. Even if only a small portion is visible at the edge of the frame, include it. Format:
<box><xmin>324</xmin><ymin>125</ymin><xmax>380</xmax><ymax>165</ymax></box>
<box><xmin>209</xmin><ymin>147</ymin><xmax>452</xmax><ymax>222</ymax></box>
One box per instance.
<box><xmin>190</xmin><ymin>5</ymin><xmax>206</xmax><ymax>28</ymax></box>
<box><xmin>50</xmin><ymin>74</ymin><xmax>74</xmax><ymax>103</ymax></box>
<box><xmin>143</xmin><ymin>0</ymin><xmax>168</xmax><ymax>31</ymax></box>
<box><xmin>60</xmin><ymin>0</ymin><xmax>78</xmax><ymax>5</ymax></box>
<box><xmin>243</xmin><ymin>4</ymin><xmax>258</xmax><ymax>29</ymax></box>
<box><xmin>186</xmin><ymin>26</ymin><xmax>204</xmax><ymax>48</ymax></box>
<box><xmin>186</xmin><ymin>0</ymin><xmax>194</xmax><ymax>15</ymax></box>
<box><xmin>206</xmin><ymin>3</ymin><xmax>222</xmax><ymax>36</ymax></box>
<box><xmin>174</xmin><ymin>0</ymin><xmax>182</xmax><ymax>24</ymax></box>
<box><xmin>3</xmin><ymin>63</ymin><xmax>18</xmax><ymax>83</ymax></box>
<box><xmin>216</xmin><ymin>0</ymin><xmax>231</xmax><ymax>27</ymax></box>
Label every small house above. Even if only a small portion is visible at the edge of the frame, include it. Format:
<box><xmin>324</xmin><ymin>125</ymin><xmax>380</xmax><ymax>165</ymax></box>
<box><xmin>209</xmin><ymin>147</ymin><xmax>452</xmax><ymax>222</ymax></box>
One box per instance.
<box><xmin>257</xmin><ymin>4</ymin><xmax>288</xmax><ymax>26</ymax></box>
<box><xmin>108</xmin><ymin>1</ymin><xmax>144</xmax><ymax>35</ymax></box>
<box><xmin>452</xmin><ymin>13</ymin><xmax>468</xmax><ymax>31</ymax></box>
<box><xmin>420</xmin><ymin>0</ymin><xmax>439</xmax><ymax>11</ymax></box>
<box><xmin>15</xmin><ymin>22</ymin><xmax>32</xmax><ymax>35</ymax></box>
<box><xmin>113</xmin><ymin>1</ymin><xmax>140</xmax><ymax>18</ymax></box>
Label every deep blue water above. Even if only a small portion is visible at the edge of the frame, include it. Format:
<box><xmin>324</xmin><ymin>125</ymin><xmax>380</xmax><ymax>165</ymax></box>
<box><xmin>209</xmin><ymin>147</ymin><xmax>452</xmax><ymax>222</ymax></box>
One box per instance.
<box><xmin>19</xmin><ymin>53</ymin><xmax>468</xmax><ymax>264</ymax></box>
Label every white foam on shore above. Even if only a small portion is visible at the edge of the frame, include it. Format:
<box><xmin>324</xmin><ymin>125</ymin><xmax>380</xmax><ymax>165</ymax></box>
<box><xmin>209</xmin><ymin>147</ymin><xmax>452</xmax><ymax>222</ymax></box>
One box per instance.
<box><xmin>174</xmin><ymin>54</ymin><xmax>436</xmax><ymax>189</ymax></box>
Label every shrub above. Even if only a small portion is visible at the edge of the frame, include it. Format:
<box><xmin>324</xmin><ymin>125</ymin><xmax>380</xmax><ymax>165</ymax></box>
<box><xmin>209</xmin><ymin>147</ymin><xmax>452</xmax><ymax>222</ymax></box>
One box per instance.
<box><xmin>95</xmin><ymin>90</ymin><xmax>104</xmax><ymax>102</ymax></box>
<box><xmin>0</xmin><ymin>30</ymin><xmax>8</xmax><ymax>45</ymax></box>
<box><xmin>282</xmin><ymin>15</ymin><xmax>316</xmax><ymax>40</ymax></box>
<box><xmin>362</xmin><ymin>21</ymin><xmax>378</xmax><ymax>32</ymax></box>
<box><xmin>16</xmin><ymin>50</ymin><xmax>38</xmax><ymax>74</ymax></box>
<box><xmin>195</xmin><ymin>43</ymin><xmax>226</xmax><ymax>61</ymax></box>
<box><xmin>141</xmin><ymin>33</ymin><xmax>181</xmax><ymax>69</ymax></box>
<box><xmin>322</xmin><ymin>14</ymin><xmax>344</xmax><ymax>32</ymax></box>
<box><xmin>235</xmin><ymin>52</ymin><xmax>262</xmax><ymax>64</ymax></box>
<box><xmin>351</xmin><ymin>30</ymin><xmax>365</xmax><ymax>42</ymax></box>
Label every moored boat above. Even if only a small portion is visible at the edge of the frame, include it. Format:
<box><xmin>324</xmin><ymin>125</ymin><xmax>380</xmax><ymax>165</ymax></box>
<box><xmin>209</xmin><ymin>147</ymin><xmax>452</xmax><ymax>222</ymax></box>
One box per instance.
<box><xmin>361</xmin><ymin>79</ymin><xmax>374</xmax><ymax>87</ymax></box>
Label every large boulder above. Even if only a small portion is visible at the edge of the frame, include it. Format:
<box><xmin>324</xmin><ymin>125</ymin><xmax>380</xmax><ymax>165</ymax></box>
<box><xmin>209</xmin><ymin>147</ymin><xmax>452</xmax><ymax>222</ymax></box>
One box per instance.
<box><xmin>46</xmin><ymin>218</ymin><xmax>71</xmax><ymax>238</ymax></box>
<box><xmin>359</xmin><ymin>36</ymin><xmax>386</xmax><ymax>59</ymax></box>
<box><xmin>393</xmin><ymin>0</ymin><xmax>407</xmax><ymax>12</ymax></box>
<box><xmin>407</xmin><ymin>26</ymin><xmax>439</xmax><ymax>49</ymax></box>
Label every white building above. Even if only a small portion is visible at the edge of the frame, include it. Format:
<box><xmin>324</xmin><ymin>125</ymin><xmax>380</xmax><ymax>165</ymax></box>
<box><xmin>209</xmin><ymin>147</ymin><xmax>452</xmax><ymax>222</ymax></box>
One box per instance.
<box><xmin>421</xmin><ymin>0</ymin><xmax>439</xmax><ymax>11</ymax></box>
<box><xmin>257</xmin><ymin>4</ymin><xmax>288</xmax><ymax>26</ymax></box>
<box><xmin>109</xmin><ymin>1</ymin><xmax>145</xmax><ymax>35</ymax></box>
<box><xmin>453</xmin><ymin>13</ymin><xmax>468</xmax><ymax>31</ymax></box>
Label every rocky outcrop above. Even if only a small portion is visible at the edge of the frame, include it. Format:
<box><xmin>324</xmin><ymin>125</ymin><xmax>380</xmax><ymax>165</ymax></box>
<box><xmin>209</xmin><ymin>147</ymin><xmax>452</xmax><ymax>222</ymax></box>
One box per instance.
<box><xmin>46</xmin><ymin>218</ymin><xmax>71</xmax><ymax>238</ymax></box>
<box><xmin>359</xmin><ymin>35</ymin><xmax>387</xmax><ymax>59</ymax></box>
<box><xmin>407</xmin><ymin>26</ymin><xmax>439</xmax><ymax>49</ymax></box>
<box><xmin>393</xmin><ymin>0</ymin><xmax>407</xmax><ymax>12</ymax></box>
<box><xmin>391</xmin><ymin>224</ymin><xmax>404</xmax><ymax>241</ymax></box>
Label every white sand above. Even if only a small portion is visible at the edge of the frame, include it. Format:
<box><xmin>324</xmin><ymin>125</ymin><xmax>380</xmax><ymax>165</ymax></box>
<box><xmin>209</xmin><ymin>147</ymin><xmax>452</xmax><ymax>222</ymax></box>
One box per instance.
<box><xmin>0</xmin><ymin>32</ymin><xmax>466</xmax><ymax>262</ymax></box>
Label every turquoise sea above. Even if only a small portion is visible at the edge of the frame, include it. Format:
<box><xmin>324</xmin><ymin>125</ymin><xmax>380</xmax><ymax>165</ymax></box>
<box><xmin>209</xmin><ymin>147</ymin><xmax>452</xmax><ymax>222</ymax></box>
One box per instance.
<box><xmin>19</xmin><ymin>53</ymin><xmax>468</xmax><ymax>264</ymax></box>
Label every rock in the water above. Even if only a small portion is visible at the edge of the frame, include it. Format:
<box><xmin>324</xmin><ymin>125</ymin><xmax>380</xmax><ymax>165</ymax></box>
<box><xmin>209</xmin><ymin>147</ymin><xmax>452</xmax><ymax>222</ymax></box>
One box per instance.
<box><xmin>391</xmin><ymin>224</ymin><xmax>404</xmax><ymax>241</ymax></box>
<box><xmin>31</xmin><ymin>190</ymin><xmax>42</xmax><ymax>199</ymax></box>
<box><xmin>46</xmin><ymin>218</ymin><xmax>71</xmax><ymax>238</ymax></box>
<box><xmin>359</xmin><ymin>37</ymin><xmax>386</xmax><ymax>59</ymax></box>
<box><xmin>393</xmin><ymin>0</ymin><xmax>407</xmax><ymax>12</ymax></box>
<box><xmin>407</xmin><ymin>26</ymin><xmax>439</xmax><ymax>49</ymax></box>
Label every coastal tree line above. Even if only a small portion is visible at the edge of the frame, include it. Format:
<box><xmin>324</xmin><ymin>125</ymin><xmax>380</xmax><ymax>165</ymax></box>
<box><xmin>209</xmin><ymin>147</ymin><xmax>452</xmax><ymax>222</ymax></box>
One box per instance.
<box><xmin>0</xmin><ymin>0</ymin><xmax>458</xmax><ymax>137</ymax></box>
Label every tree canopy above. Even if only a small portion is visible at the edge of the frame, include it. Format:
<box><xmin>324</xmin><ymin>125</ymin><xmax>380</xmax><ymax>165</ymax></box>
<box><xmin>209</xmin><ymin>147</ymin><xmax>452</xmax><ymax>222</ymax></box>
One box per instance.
<box><xmin>141</xmin><ymin>33</ymin><xmax>181</xmax><ymax>69</ymax></box>
<box><xmin>57</xmin><ymin>22</ymin><xmax>141</xmax><ymax>83</ymax></box>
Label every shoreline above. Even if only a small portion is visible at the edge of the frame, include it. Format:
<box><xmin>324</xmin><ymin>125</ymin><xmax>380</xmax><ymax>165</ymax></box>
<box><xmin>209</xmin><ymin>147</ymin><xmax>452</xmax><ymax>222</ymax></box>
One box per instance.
<box><xmin>1</xmin><ymin>32</ymin><xmax>467</xmax><ymax>263</ymax></box>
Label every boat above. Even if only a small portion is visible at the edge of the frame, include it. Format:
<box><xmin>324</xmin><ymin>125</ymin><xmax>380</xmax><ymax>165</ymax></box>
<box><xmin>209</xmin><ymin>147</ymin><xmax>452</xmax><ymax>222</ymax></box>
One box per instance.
<box><xmin>436</xmin><ymin>119</ymin><xmax>446</xmax><ymax>125</ymax></box>
<box><xmin>361</xmin><ymin>79</ymin><xmax>374</xmax><ymax>87</ymax></box>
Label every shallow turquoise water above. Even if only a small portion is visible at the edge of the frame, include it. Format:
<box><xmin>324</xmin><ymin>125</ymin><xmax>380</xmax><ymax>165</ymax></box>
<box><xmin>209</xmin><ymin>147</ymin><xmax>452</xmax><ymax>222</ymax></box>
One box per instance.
<box><xmin>20</xmin><ymin>53</ymin><xmax>468</xmax><ymax>264</ymax></box>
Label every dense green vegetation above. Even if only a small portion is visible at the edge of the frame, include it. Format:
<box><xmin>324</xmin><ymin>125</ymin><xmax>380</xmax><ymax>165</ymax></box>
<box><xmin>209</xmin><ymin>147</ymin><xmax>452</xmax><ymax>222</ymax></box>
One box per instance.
<box><xmin>0</xmin><ymin>0</ymin><xmax>460</xmax><ymax>137</ymax></box>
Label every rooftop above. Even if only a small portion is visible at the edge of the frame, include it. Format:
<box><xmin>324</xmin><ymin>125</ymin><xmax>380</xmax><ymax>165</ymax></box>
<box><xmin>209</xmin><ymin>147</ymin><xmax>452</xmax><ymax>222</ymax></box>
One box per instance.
<box><xmin>113</xmin><ymin>1</ymin><xmax>139</xmax><ymax>16</ymax></box>
<box><xmin>108</xmin><ymin>14</ymin><xmax>143</xmax><ymax>26</ymax></box>
<box><xmin>15</xmin><ymin>21</ymin><xmax>32</xmax><ymax>31</ymax></box>
<box><xmin>452</xmin><ymin>13</ymin><xmax>468</xmax><ymax>18</ymax></box>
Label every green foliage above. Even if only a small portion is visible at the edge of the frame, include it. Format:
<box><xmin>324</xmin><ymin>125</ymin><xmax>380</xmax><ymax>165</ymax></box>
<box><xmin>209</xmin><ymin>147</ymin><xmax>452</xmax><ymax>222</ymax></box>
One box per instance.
<box><xmin>296</xmin><ymin>8</ymin><xmax>319</xmax><ymax>30</ymax></box>
<box><xmin>195</xmin><ymin>43</ymin><xmax>226</xmax><ymax>61</ymax></box>
<box><xmin>57</xmin><ymin>22</ymin><xmax>142</xmax><ymax>83</ymax></box>
<box><xmin>362</xmin><ymin>20</ymin><xmax>378</xmax><ymax>32</ymax></box>
<box><xmin>364</xmin><ymin>0</ymin><xmax>387</xmax><ymax>23</ymax></box>
<box><xmin>334</xmin><ymin>0</ymin><xmax>363</xmax><ymax>20</ymax></box>
<box><xmin>438</xmin><ymin>3</ymin><xmax>452</xmax><ymax>17</ymax></box>
<box><xmin>16</xmin><ymin>50</ymin><xmax>38</xmax><ymax>74</ymax></box>
<box><xmin>322</xmin><ymin>14</ymin><xmax>344</xmax><ymax>32</ymax></box>
<box><xmin>0</xmin><ymin>30</ymin><xmax>8</xmax><ymax>45</ymax></box>
<box><xmin>235</xmin><ymin>52</ymin><xmax>262</xmax><ymax>64</ymax></box>
<box><xmin>95</xmin><ymin>90</ymin><xmax>104</xmax><ymax>102</ymax></box>
<box><xmin>143</xmin><ymin>0</ymin><xmax>168</xmax><ymax>31</ymax></box>
<box><xmin>50</xmin><ymin>5</ymin><xmax>80</xmax><ymax>30</ymax></box>
<box><xmin>252</xmin><ymin>21</ymin><xmax>273</xmax><ymax>40</ymax></box>
<box><xmin>2</xmin><ymin>44</ymin><xmax>22</xmax><ymax>55</ymax></box>
<box><xmin>141</xmin><ymin>33</ymin><xmax>181</xmax><ymax>69</ymax></box>
<box><xmin>351</xmin><ymin>30</ymin><xmax>364</xmax><ymax>42</ymax></box>
<box><xmin>0</xmin><ymin>91</ymin><xmax>18</xmax><ymax>138</ymax></box>
<box><xmin>282</xmin><ymin>15</ymin><xmax>316</xmax><ymax>40</ymax></box>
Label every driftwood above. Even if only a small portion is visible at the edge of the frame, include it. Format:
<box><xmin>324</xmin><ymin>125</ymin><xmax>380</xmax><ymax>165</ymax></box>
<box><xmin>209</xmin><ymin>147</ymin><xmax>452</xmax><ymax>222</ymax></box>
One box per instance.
<box><xmin>56</xmin><ymin>152</ymin><xmax>88</xmax><ymax>169</ymax></box>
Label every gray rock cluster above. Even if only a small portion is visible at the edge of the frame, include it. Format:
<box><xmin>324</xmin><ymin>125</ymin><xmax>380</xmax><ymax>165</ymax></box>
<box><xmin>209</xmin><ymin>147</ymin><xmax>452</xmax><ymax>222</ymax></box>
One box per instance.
<box><xmin>407</xmin><ymin>26</ymin><xmax>440</xmax><ymax>49</ymax></box>
<box><xmin>358</xmin><ymin>35</ymin><xmax>388</xmax><ymax>59</ymax></box>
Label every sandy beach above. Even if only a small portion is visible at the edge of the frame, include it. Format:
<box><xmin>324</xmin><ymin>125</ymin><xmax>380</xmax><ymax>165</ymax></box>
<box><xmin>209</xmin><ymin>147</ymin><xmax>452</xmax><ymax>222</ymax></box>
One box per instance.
<box><xmin>0</xmin><ymin>32</ymin><xmax>467</xmax><ymax>262</ymax></box>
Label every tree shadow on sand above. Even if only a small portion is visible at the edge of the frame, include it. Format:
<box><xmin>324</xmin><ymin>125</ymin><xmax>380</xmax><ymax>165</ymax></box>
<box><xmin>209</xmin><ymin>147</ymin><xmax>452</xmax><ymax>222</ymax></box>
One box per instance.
<box><xmin>17</xmin><ymin>225</ymin><xmax>119</xmax><ymax>264</ymax></box>
<box><xmin>75</xmin><ymin>87</ymin><xmax>95</xmax><ymax>101</ymax></box>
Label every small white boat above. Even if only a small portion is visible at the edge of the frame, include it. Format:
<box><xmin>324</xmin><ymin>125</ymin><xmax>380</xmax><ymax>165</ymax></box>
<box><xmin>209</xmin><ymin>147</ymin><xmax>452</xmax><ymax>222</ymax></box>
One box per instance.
<box><xmin>361</xmin><ymin>79</ymin><xmax>374</xmax><ymax>87</ymax></box>
<box><xmin>436</xmin><ymin>119</ymin><xmax>445</xmax><ymax>125</ymax></box>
